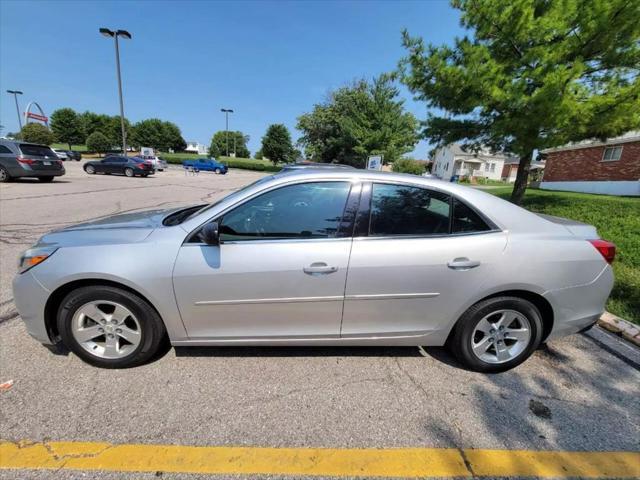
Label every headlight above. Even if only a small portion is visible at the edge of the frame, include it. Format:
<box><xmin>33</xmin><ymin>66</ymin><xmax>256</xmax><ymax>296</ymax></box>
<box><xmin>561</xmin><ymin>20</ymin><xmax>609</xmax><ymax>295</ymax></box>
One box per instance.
<box><xmin>18</xmin><ymin>247</ymin><xmax>58</xmax><ymax>274</ymax></box>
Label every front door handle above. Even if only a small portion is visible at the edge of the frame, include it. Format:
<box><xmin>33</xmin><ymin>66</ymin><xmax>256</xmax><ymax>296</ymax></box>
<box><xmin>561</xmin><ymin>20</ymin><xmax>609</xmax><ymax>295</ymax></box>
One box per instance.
<box><xmin>447</xmin><ymin>258</ymin><xmax>481</xmax><ymax>270</ymax></box>
<box><xmin>303</xmin><ymin>262</ymin><xmax>338</xmax><ymax>275</ymax></box>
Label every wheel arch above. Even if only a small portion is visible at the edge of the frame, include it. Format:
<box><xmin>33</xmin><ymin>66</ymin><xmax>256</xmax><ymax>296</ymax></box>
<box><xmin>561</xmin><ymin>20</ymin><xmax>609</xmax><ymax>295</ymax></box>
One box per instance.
<box><xmin>446</xmin><ymin>289</ymin><xmax>555</xmax><ymax>345</ymax></box>
<box><xmin>44</xmin><ymin>279</ymin><xmax>167</xmax><ymax>343</ymax></box>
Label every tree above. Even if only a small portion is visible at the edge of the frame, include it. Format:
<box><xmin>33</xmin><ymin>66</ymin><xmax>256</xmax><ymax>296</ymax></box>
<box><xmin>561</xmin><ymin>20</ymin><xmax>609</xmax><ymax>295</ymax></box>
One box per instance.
<box><xmin>20</xmin><ymin>123</ymin><xmax>55</xmax><ymax>145</ymax></box>
<box><xmin>208</xmin><ymin>139</ymin><xmax>221</xmax><ymax>158</ymax></box>
<box><xmin>399</xmin><ymin>0</ymin><xmax>640</xmax><ymax>204</ymax></box>
<box><xmin>130</xmin><ymin>119</ymin><xmax>186</xmax><ymax>151</ymax></box>
<box><xmin>297</xmin><ymin>76</ymin><xmax>419</xmax><ymax>167</ymax></box>
<box><xmin>78</xmin><ymin>111</ymin><xmax>111</xmax><ymax>140</ymax></box>
<box><xmin>254</xmin><ymin>148</ymin><xmax>263</xmax><ymax>160</ymax></box>
<box><xmin>209</xmin><ymin>131</ymin><xmax>250</xmax><ymax>158</ymax></box>
<box><xmin>392</xmin><ymin>157</ymin><xmax>425</xmax><ymax>175</ymax></box>
<box><xmin>86</xmin><ymin>131</ymin><xmax>111</xmax><ymax>156</ymax></box>
<box><xmin>50</xmin><ymin>108</ymin><xmax>84</xmax><ymax>149</ymax></box>
<box><xmin>106</xmin><ymin>116</ymin><xmax>131</xmax><ymax>149</ymax></box>
<box><xmin>261</xmin><ymin>124</ymin><xmax>295</xmax><ymax>165</ymax></box>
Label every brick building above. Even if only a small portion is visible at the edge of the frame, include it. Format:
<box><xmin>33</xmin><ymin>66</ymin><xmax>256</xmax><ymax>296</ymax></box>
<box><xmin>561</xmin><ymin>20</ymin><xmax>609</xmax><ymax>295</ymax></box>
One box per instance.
<box><xmin>540</xmin><ymin>131</ymin><xmax>640</xmax><ymax>196</ymax></box>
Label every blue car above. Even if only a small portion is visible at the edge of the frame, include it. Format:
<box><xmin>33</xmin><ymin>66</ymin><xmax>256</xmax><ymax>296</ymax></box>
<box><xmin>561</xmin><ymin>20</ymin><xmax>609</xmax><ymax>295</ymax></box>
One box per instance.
<box><xmin>182</xmin><ymin>158</ymin><xmax>228</xmax><ymax>174</ymax></box>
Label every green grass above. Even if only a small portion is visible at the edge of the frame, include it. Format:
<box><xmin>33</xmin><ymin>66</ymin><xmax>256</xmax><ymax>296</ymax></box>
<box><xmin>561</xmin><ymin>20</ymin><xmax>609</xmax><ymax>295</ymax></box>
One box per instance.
<box><xmin>51</xmin><ymin>143</ymin><xmax>88</xmax><ymax>152</ymax></box>
<box><xmin>488</xmin><ymin>187</ymin><xmax>640</xmax><ymax>324</ymax></box>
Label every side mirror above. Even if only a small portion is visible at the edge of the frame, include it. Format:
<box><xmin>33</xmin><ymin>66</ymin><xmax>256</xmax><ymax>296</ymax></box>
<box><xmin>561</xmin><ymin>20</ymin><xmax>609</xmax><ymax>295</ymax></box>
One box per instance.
<box><xmin>200</xmin><ymin>221</ymin><xmax>220</xmax><ymax>246</ymax></box>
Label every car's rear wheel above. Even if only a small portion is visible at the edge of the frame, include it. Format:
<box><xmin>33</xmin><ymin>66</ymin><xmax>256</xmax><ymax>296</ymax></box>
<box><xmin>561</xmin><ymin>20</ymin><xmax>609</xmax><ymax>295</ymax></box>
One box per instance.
<box><xmin>450</xmin><ymin>296</ymin><xmax>543</xmax><ymax>373</ymax></box>
<box><xmin>85</xmin><ymin>165</ymin><xmax>96</xmax><ymax>174</ymax></box>
<box><xmin>125</xmin><ymin>167</ymin><xmax>134</xmax><ymax>177</ymax></box>
<box><xmin>38</xmin><ymin>176</ymin><xmax>54</xmax><ymax>182</ymax></box>
<box><xmin>57</xmin><ymin>286</ymin><xmax>167</xmax><ymax>368</ymax></box>
<box><xmin>0</xmin><ymin>166</ymin><xmax>11</xmax><ymax>182</ymax></box>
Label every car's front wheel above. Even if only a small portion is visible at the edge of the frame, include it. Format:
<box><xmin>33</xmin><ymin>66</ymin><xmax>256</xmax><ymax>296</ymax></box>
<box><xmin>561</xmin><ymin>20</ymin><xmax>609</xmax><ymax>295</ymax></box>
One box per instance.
<box><xmin>214</xmin><ymin>168</ymin><xmax>221</xmax><ymax>174</ymax></box>
<box><xmin>57</xmin><ymin>286</ymin><xmax>167</xmax><ymax>368</ymax></box>
<box><xmin>0</xmin><ymin>166</ymin><xmax>11</xmax><ymax>182</ymax></box>
<box><xmin>450</xmin><ymin>296</ymin><xmax>543</xmax><ymax>373</ymax></box>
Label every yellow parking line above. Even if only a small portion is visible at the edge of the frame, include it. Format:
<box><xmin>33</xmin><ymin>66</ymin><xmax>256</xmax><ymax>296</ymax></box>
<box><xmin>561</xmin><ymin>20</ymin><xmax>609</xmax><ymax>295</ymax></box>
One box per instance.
<box><xmin>1</xmin><ymin>440</ymin><xmax>639</xmax><ymax>478</ymax></box>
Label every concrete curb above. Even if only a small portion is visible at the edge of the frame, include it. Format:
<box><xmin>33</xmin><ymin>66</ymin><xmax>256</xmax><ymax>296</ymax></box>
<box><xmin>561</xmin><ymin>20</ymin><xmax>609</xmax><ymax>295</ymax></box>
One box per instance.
<box><xmin>598</xmin><ymin>312</ymin><xmax>640</xmax><ymax>347</ymax></box>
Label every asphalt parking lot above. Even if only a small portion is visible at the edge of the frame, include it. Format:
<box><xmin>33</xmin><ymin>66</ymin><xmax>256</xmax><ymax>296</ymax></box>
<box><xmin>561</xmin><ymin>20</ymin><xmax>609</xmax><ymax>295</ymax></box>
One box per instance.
<box><xmin>1</xmin><ymin>162</ymin><xmax>639</xmax><ymax>479</ymax></box>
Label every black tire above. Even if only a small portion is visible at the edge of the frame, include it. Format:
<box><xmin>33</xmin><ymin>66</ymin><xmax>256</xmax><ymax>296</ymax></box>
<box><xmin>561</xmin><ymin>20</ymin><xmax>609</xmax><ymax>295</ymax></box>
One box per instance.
<box><xmin>57</xmin><ymin>286</ymin><xmax>167</xmax><ymax>368</ymax></box>
<box><xmin>214</xmin><ymin>168</ymin><xmax>221</xmax><ymax>174</ymax></box>
<box><xmin>85</xmin><ymin>165</ymin><xmax>96</xmax><ymax>174</ymax></box>
<box><xmin>125</xmin><ymin>167</ymin><xmax>134</xmax><ymax>177</ymax></box>
<box><xmin>449</xmin><ymin>296</ymin><xmax>543</xmax><ymax>373</ymax></box>
<box><xmin>0</xmin><ymin>166</ymin><xmax>11</xmax><ymax>183</ymax></box>
<box><xmin>38</xmin><ymin>176</ymin><xmax>54</xmax><ymax>182</ymax></box>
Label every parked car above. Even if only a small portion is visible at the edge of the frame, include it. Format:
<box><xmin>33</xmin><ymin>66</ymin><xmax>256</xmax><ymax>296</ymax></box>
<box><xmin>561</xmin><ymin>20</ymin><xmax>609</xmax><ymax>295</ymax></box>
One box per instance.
<box><xmin>138</xmin><ymin>155</ymin><xmax>167</xmax><ymax>171</ymax></box>
<box><xmin>182</xmin><ymin>158</ymin><xmax>228</xmax><ymax>174</ymax></box>
<box><xmin>0</xmin><ymin>139</ymin><xmax>65</xmax><ymax>182</ymax></box>
<box><xmin>12</xmin><ymin>170</ymin><xmax>615</xmax><ymax>371</ymax></box>
<box><xmin>52</xmin><ymin>149</ymin><xmax>69</xmax><ymax>161</ymax></box>
<box><xmin>67</xmin><ymin>150</ymin><xmax>82</xmax><ymax>161</ymax></box>
<box><xmin>83</xmin><ymin>156</ymin><xmax>154</xmax><ymax>177</ymax></box>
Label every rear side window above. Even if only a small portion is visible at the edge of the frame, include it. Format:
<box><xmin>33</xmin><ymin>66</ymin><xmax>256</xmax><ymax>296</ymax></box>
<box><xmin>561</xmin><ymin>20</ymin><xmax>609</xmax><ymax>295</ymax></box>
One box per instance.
<box><xmin>369</xmin><ymin>184</ymin><xmax>451</xmax><ymax>236</ymax></box>
<box><xmin>0</xmin><ymin>145</ymin><xmax>12</xmax><ymax>154</ymax></box>
<box><xmin>18</xmin><ymin>144</ymin><xmax>56</xmax><ymax>157</ymax></box>
<box><xmin>452</xmin><ymin>198</ymin><xmax>491</xmax><ymax>233</ymax></box>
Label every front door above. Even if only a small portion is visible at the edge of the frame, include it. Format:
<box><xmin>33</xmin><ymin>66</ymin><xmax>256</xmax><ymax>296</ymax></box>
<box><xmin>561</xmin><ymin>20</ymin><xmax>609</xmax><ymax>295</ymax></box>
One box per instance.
<box><xmin>173</xmin><ymin>180</ymin><xmax>358</xmax><ymax>339</ymax></box>
<box><xmin>341</xmin><ymin>182</ymin><xmax>507</xmax><ymax>339</ymax></box>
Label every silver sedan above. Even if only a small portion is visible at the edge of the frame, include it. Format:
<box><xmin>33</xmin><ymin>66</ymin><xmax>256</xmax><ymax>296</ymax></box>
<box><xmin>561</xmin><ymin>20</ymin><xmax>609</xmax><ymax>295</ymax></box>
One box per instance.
<box><xmin>12</xmin><ymin>169</ymin><xmax>615</xmax><ymax>372</ymax></box>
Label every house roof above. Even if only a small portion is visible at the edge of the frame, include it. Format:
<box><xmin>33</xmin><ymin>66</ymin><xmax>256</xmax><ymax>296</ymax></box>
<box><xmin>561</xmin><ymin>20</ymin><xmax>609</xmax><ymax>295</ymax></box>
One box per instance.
<box><xmin>446</xmin><ymin>143</ymin><xmax>519</xmax><ymax>162</ymax></box>
<box><xmin>540</xmin><ymin>131</ymin><xmax>640</xmax><ymax>154</ymax></box>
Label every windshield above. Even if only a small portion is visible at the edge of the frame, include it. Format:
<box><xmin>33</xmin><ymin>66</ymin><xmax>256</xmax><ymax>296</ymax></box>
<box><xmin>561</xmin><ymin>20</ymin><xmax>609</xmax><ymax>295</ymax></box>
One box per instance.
<box><xmin>184</xmin><ymin>175</ymin><xmax>276</xmax><ymax>222</ymax></box>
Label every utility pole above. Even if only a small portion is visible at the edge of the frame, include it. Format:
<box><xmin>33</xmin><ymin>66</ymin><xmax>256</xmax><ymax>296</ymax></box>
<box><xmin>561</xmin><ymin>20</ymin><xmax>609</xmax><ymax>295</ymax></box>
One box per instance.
<box><xmin>100</xmin><ymin>28</ymin><xmax>132</xmax><ymax>155</ymax></box>
<box><xmin>220</xmin><ymin>108</ymin><xmax>233</xmax><ymax>156</ymax></box>
<box><xmin>6</xmin><ymin>90</ymin><xmax>23</xmax><ymax>130</ymax></box>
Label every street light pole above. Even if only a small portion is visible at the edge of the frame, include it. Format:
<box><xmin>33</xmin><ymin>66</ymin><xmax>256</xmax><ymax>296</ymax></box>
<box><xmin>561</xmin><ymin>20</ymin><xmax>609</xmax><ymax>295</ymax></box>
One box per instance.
<box><xmin>220</xmin><ymin>108</ymin><xmax>233</xmax><ymax>156</ymax></box>
<box><xmin>6</xmin><ymin>90</ymin><xmax>23</xmax><ymax>130</ymax></box>
<box><xmin>100</xmin><ymin>28</ymin><xmax>132</xmax><ymax>156</ymax></box>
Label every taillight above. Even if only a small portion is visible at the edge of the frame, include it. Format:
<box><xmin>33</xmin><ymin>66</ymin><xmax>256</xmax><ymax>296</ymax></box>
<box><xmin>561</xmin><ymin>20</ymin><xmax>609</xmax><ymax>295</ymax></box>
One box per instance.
<box><xmin>18</xmin><ymin>158</ymin><xmax>36</xmax><ymax>165</ymax></box>
<box><xmin>588</xmin><ymin>239</ymin><xmax>616</xmax><ymax>264</ymax></box>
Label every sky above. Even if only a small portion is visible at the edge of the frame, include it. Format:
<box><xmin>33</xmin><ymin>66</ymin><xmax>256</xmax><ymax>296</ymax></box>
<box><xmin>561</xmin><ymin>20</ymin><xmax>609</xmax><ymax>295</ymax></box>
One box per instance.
<box><xmin>0</xmin><ymin>0</ymin><xmax>464</xmax><ymax>157</ymax></box>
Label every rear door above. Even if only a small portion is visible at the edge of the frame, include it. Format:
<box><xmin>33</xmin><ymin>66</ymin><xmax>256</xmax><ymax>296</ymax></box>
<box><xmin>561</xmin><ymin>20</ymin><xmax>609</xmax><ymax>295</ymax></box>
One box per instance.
<box><xmin>17</xmin><ymin>143</ymin><xmax>62</xmax><ymax>171</ymax></box>
<box><xmin>341</xmin><ymin>182</ymin><xmax>507</xmax><ymax>340</ymax></box>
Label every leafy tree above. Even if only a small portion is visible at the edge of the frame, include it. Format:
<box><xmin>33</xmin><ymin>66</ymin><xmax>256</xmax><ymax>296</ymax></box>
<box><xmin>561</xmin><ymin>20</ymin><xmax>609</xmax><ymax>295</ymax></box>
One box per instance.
<box><xmin>297</xmin><ymin>76</ymin><xmax>419</xmax><ymax>167</ymax></box>
<box><xmin>261</xmin><ymin>124</ymin><xmax>295</xmax><ymax>165</ymax></box>
<box><xmin>130</xmin><ymin>119</ymin><xmax>186</xmax><ymax>151</ymax></box>
<box><xmin>254</xmin><ymin>148</ymin><xmax>263</xmax><ymax>160</ymax></box>
<box><xmin>78</xmin><ymin>111</ymin><xmax>111</xmax><ymax>140</ymax></box>
<box><xmin>50</xmin><ymin>108</ymin><xmax>84</xmax><ymax>149</ymax></box>
<box><xmin>86</xmin><ymin>131</ymin><xmax>111</xmax><ymax>156</ymax></box>
<box><xmin>106</xmin><ymin>116</ymin><xmax>131</xmax><ymax>149</ymax></box>
<box><xmin>209</xmin><ymin>131</ymin><xmax>250</xmax><ymax>158</ymax></box>
<box><xmin>399</xmin><ymin>0</ymin><xmax>640</xmax><ymax>204</ymax></box>
<box><xmin>392</xmin><ymin>158</ymin><xmax>425</xmax><ymax>175</ymax></box>
<box><xmin>20</xmin><ymin>123</ymin><xmax>55</xmax><ymax>145</ymax></box>
<box><xmin>208</xmin><ymin>139</ymin><xmax>221</xmax><ymax>158</ymax></box>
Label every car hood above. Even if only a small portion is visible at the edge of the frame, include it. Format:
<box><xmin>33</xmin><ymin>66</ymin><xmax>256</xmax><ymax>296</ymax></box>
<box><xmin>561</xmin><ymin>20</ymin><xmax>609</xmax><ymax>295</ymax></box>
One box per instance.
<box><xmin>37</xmin><ymin>207</ymin><xmax>181</xmax><ymax>248</ymax></box>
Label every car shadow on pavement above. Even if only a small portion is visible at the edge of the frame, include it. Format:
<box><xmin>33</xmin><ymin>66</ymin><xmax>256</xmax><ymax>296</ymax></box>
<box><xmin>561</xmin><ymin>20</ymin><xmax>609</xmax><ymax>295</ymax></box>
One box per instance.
<box><xmin>174</xmin><ymin>345</ymin><xmax>430</xmax><ymax>358</ymax></box>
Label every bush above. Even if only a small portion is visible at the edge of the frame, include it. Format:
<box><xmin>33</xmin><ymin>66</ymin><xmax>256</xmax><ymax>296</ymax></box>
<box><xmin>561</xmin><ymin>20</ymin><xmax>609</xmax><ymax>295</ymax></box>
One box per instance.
<box><xmin>20</xmin><ymin>123</ymin><xmax>55</xmax><ymax>145</ymax></box>
<box><xmin>223</xmin><ymin>158</ymin><xmax>281</xmax><ymax>172</ymax></box>
<box><xmin>86</xmin><ymin>132</ymin><xmax>111</xmax><ymax>155</ymax></box>
<box><xmin>391</xmin><ymin>158</ymin><xmax>425</xmax><ymax>175</ymax></box>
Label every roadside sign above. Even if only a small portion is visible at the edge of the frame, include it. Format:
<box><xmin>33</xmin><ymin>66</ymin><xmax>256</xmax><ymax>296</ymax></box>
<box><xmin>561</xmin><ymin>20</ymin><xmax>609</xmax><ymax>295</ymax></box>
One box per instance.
<box><xmin>367</xmin><ymin>155</ymin><xmax>383</xmax><ymax>170</ymax></box>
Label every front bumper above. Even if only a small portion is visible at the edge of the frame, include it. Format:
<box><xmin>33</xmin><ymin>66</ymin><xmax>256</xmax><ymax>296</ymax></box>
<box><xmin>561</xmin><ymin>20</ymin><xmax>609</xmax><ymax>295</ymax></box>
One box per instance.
<box><xmin>12</xmin><ymin>270</ymin><xmax>54</xmax><ymax>345</ymax></box>
<box><xmin>544</xmin><ymin>264</ymin><xmax>614</xmax><ymax>340</ymax></box>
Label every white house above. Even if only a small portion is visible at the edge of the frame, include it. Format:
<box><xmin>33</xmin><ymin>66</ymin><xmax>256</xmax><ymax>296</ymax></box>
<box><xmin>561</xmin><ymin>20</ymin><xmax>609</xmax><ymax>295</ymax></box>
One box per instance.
<box><xmin>432</xmin><ymin>144</ymin><xmax>519</xmax><ymax>181</ymax></box>
<box><xmin>185</xmin><ymin>141</ymin><xmax>208</xmax><ymax>155</ymax></box>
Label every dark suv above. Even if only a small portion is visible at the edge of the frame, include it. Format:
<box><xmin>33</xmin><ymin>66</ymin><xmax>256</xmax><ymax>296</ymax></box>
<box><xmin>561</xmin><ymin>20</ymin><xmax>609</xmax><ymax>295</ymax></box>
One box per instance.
<box><xmin>0</xmin><ymin>139</ymin><xmax>66</xmax><ymax>182</ymax></box>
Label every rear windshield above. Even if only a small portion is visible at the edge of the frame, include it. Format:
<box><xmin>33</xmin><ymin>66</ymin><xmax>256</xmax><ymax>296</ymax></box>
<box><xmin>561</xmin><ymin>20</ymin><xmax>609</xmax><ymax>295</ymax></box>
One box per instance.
<box><xmin>19</xmin><ymin>144</ymin><xmax>56</xmax><ymax>157</ymax></box>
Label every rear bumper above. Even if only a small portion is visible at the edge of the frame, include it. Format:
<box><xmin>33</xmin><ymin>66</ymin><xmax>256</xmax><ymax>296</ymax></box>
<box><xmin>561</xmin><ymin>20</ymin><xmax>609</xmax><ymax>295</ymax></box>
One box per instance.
<box><xmin>10</xmin><ymin>166</ymin><xmax>65</xmax><ymax>178</ymax></box>
<box><xmin>544</xmin><ymin>265</ymin><xmax>614</xmax><ymax>340</ymax></box>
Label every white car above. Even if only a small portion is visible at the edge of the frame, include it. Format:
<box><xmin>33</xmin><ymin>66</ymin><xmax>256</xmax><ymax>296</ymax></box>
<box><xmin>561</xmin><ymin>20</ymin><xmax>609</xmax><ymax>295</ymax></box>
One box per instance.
<box><xmin>140</xmin><ymin>156</ymin><xmax>167</xmax><ymax>171</ymax></box>
<box><xmin>52</xmin><ymin>149</ymin><xmax>68</xmax><ymax>161</ymax></box>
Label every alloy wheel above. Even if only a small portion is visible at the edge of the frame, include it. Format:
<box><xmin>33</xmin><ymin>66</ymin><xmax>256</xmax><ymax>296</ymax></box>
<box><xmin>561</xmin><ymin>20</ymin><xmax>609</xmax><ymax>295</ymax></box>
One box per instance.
<box><xmin>470</xmin><ymin>309</ymin><xmax>531</xmax><ymax>364</ymax></box>
<box><xmin>71</xmin><ymin>300</ymin><xmax>142</xmax><ymax>359</ymax></box>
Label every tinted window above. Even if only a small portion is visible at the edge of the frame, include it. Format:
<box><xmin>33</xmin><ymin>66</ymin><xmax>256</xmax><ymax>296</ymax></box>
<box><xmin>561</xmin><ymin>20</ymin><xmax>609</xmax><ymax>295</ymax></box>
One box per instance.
<box><xmin>112</xmin><ymin>157</ymin><xmax>127</xmax><ymax>163</ymax></box>
<box><xmin>0</xmin><ymin>145</ymin><xmax>12</xmax><ymax>154</ymax></box>
<box><xmin>452</xmin><ymin>198</ymin><xmax>491</xmax><ymax>233</ymax></box>
<box><xmin>219</xmin><ymin>182</ymin><xmax>350</xmax><ymax>241</ymax></box>
<box><xmin>370</xmin><ymin>184</ymin><xmax>450</xmax><ymax>236</ymax></box>
<box><xmin>18</xmin><ymin>144</ymin><xmax>56</xmax><ymax>157</ymax></box>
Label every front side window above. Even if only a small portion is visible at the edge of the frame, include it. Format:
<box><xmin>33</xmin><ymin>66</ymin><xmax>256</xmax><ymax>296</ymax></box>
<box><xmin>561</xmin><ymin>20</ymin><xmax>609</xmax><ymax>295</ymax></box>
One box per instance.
<box><xmin>219</xmin><ymin>182</ymin><xmax>350</xmax><ymax>241</ymax></box>
<box><xmin>602</xmin><ymin>146</ymin><xmax>622</xmax><ymax>161</ymax></box>
<box><xmin>369</xmin><ymin>184</ymin><xmax>451</xmax><ymax>236</ymax></box>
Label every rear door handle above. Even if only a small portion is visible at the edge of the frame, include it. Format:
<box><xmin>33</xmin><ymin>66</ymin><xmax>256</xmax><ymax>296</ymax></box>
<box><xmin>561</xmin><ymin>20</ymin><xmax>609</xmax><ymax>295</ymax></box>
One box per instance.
<box><xmin>303</xmin><ymin>262</ymin><xmax>338</xmax><ymax>275</ymax></box>
<box><xmin>447</xmin><ymin>258</ymin><xmax>481</xmax><ymax>270</ymax></box>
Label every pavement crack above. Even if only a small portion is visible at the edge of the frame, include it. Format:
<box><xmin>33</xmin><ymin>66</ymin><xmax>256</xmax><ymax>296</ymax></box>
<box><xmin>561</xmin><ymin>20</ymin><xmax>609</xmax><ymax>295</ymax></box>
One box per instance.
<box><xmin>458</xmin><ymin>447</ymin><xmax>477</xmax><ymax>478</ymax></box>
